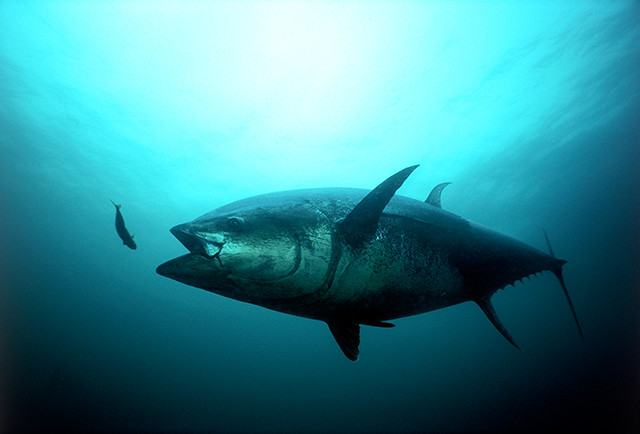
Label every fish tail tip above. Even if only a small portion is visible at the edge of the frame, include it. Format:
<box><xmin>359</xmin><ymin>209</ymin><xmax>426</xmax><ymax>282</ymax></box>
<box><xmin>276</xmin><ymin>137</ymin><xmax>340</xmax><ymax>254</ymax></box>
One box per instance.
<box><xmin>543</xmin><ymin>230</ymin><xmax>582</xmax><ymax>340</ymax></box>
<box><xmin>551</xmin><ymin>260</ymin><xmax>584</xmax><ymax>341</ymax></box>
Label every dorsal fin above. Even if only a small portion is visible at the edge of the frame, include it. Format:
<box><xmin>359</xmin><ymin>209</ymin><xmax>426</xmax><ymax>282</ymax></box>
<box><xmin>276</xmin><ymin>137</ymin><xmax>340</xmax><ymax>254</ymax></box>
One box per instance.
<box><xmin>425</xmin><ymin>182</ymin><xmax>451</xmax><ymax>208</ymax></box>
<box><xmin>327</xmin><ymin>320</ymin><xmax>360</xmax><ymax>361</ymax></box>
<box><xmin>475</xmin><ymin>295</ymin><xmax>520</xmax><ymax>349</ymax></box>
<box><xmin>337</xmin><ymin>165</ymin><xmax>418</xmax><ymax>247</ymax></box>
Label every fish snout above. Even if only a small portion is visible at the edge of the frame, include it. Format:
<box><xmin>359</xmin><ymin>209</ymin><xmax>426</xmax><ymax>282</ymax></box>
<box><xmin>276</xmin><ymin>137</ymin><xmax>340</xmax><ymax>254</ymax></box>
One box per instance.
<box><xmin>156</xmin><ymin>259</ymin><xmax>175</xmax><ymax>278</ymax></box>
<box><xmin>170</xmin><ymin>223</ymin><xmax>225</xmax><ymax>258</ymax></box>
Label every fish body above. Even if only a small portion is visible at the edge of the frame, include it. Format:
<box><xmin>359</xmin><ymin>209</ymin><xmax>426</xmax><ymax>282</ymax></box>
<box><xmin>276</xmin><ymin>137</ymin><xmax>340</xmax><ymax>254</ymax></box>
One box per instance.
<box><xmin>111</xmin><ymin>200</ymin><xmax>136</xmax><ymax>250</ymax></box>
<box><xmin>157</xmin><ymin>166</ymin><xmax>581</xmax><ymax>360</ymax></box>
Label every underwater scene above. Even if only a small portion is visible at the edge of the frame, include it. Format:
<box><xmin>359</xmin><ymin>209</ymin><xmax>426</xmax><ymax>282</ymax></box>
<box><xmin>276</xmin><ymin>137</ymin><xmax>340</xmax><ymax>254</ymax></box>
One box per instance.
<box><xmin>1</xmin><ymin>1</ymin><xmax>639</xmax><ymax>432</ymax></box>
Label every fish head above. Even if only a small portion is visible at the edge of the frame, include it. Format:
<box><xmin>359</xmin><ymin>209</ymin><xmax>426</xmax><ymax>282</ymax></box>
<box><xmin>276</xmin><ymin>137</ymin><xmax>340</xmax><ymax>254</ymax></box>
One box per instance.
<box><xmin>157</xmin><ymin>193</ymin><xmax>334</xmax><ymax>304</ymax></box>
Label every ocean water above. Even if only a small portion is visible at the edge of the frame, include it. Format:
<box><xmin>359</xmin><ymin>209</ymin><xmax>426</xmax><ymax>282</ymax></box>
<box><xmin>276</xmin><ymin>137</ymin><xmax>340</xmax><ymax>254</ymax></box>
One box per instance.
<box><xmin>1</xmin><ymin>1</ymin><xmax>639</xmax><ymax>431</ymax></box>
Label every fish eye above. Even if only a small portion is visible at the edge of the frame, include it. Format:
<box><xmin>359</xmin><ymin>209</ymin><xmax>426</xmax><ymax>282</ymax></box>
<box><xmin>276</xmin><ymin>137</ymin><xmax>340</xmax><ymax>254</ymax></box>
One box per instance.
<box><xmin>225</xmin><ymin>216</ymin><xmax>244</xmax><ymax>232</ymax></box>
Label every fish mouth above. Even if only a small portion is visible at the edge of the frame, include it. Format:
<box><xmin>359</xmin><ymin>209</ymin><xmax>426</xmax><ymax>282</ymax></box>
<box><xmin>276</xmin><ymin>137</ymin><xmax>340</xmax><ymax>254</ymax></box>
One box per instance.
<box><xmin>170</xmin><ymin>223</ymin><xmax>224</xmax><ymax>264</ymax></box>
<box><xmin>156</xmin><ymin>255</ymin><xmax>184</xmax><ymax>278</ymax></box>
<box><xmin>157</xmin><ymin>222</ymin><xmax>228</xmax><ymax>282</ymax></box>
<box><xmin>156</xmin><ymin>252</ymin><xmax>230</xmax><ymax>283</ymax></box>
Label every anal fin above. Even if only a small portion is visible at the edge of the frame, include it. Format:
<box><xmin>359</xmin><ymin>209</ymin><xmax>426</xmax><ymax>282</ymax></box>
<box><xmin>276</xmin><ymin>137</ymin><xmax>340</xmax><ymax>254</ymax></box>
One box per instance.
<box><xmin>475</xmin><ymin>295</ymin><xmax>520</xmax><ymax>350</ymax></box>
<box><xmin>327</xmin><ymin>320</ymin><xmax>360</xmax><ymax>361</ymax></box>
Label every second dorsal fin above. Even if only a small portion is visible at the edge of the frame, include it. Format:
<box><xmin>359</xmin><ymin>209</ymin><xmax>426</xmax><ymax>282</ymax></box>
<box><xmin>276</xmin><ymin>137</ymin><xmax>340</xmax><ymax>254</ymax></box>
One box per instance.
<box><xmin>475</xmin><ymin>295</ymin><xmax>520</xmax><ymax>349</ymax></box>
<box><xmin>425</xmin><ymin>182</ymin><xmax>451</xmax><ymax>208</ymax></box>
<box><xmin>337</xmin><ymin>165</ymin><xmax>418</xmax><ymax>247</ymax></box>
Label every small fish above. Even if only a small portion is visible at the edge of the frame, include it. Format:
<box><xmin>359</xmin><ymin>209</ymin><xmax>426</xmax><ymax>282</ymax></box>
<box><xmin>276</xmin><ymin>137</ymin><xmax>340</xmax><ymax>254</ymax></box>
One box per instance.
<box><xmin>110</xmin><ymin>200</ymin><xmax>137</xmax><ymax>250</ymax></box>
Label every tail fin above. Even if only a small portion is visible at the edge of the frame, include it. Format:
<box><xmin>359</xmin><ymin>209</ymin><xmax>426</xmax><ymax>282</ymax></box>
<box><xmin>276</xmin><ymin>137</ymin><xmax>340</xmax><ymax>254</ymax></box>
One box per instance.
<box><xmin>543</xmin><ymin>230</ymin><xmax>584</xmax><ymax>340</ymax></box>
<box><xmin>110</xmin><ymin>199</ymin><xmax>121</xmax><ymax>209</ymax></box>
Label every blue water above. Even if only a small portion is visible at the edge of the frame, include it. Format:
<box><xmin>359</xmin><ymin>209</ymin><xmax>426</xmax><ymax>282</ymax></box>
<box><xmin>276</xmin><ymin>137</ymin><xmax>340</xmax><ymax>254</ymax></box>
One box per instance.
<box><xmin>1</xmin><ymin>1</ymin><xmax>639</xmax><ymax>431</ymax></box>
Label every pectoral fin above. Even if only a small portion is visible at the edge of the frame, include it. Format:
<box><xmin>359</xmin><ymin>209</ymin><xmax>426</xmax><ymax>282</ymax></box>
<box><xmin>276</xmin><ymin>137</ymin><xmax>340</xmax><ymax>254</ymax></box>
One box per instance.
<box><xmin>475</xmin><ymin>295</ymin><xmax>520</xmax><ymax>350</ymax></box>
<box><xmin>361</xmin><ymin>320</ymin><xmax>395</xmax><ymax>328</ymax></box>
<box><xmin>327</xmin><ymin>320</ymin><xmax>360</xmax><ymax>361</ymax></box>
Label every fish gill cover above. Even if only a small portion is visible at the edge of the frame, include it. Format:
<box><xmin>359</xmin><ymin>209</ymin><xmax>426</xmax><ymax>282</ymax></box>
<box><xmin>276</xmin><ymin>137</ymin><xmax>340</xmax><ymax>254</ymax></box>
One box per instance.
<box><xmin>0</xmin><ymin>1</ymin><xmax>639</xmax><ymax>432</ymax></box>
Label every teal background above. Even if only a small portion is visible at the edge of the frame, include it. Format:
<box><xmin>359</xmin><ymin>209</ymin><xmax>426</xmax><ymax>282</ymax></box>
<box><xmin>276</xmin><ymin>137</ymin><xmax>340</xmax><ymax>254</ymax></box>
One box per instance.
<box><xmin>1</xmin><ymin>1</ymin><xmax>638</xmax><ymax>431</ymax></box>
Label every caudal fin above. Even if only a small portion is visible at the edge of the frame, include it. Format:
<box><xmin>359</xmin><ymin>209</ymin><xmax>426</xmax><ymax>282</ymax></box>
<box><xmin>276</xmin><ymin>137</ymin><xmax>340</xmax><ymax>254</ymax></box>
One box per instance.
<box><xmin>110</xmin><ymin>199</ymin><xmax>121</xmax><ymax>209</ymax></box>
<box><xmin>544</xmin><ymin>230</ymin><xmax>584</xmax><ymax>340</ymax></box>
